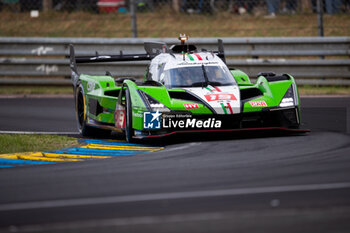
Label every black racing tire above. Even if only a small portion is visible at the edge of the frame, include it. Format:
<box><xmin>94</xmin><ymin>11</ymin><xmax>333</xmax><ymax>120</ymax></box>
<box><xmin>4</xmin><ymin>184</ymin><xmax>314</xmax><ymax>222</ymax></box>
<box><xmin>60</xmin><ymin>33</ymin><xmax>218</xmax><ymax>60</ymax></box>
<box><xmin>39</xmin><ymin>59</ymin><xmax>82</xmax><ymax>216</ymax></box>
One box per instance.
<box><xmin>125</xmin><ymin>88</ymin><xmax>134</xmax><ymax>142</ymax></box>
<box><xmin>75</xmin><ymin>83</ymin><xmax>109</xmax><ymax>137</ymax></box>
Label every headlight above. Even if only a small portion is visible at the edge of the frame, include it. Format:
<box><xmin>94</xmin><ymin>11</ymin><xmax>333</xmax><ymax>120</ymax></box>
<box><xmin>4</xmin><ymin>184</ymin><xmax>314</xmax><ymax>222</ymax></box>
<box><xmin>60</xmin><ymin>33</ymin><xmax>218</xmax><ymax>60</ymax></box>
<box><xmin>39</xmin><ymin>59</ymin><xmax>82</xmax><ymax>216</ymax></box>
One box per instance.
<box><xmin>139</xmin><ymin>90</ymin><xmax>170</xmax><ymax>112</ymax></box>
<box><xmin>279</xmin><ymin>85</ymin><xmax>295</xmax><ymax>107</ymax></box>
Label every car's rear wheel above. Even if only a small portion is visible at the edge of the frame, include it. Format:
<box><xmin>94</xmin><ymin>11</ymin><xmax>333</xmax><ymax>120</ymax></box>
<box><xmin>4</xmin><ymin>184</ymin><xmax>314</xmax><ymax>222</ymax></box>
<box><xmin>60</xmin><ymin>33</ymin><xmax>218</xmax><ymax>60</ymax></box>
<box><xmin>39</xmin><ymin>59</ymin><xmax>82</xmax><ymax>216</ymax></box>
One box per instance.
<box><xmin>76</xmin><ymin>83</ymin><xmax>109</xmax><ymax>137</ymax></box>
<box><xmin>125</xmin><ymin>88</ymin><xmax>134</xmax><ymax>142</ymax></box>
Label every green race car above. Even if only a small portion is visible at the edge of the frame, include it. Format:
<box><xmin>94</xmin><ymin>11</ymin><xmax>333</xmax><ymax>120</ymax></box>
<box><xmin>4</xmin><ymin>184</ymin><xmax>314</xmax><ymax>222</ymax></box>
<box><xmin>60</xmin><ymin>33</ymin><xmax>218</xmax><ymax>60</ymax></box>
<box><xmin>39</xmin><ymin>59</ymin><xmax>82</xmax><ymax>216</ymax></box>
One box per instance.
<box><xmin>70</xmin><ymin>36</ymin><xmax>307</xmax><ymax>142</ymax></box>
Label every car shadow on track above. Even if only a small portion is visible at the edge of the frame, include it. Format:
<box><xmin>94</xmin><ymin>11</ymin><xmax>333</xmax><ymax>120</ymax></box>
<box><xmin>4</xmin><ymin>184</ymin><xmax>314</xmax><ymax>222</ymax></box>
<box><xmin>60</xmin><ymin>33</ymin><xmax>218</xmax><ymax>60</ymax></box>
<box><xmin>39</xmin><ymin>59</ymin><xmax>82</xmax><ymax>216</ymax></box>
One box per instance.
<box><xmin>69</xmin><ymin>129</ymin><xmax>309</xmax><ymax>147</ymax></box>
<box><xmin>144</xmin><ymin>130</ymin><xmax>309</xmax><ymax>146</ymax></box>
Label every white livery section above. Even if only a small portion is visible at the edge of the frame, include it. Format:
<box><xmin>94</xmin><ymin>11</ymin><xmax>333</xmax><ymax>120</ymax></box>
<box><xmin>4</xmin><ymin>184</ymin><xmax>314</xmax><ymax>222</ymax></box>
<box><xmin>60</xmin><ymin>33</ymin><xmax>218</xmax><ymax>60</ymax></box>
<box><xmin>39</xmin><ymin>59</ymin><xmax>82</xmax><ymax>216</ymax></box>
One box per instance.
<box><xmin>184</xmin><ymin>85</ymin><xmax>241</xmax><ymax>114</ymax></box>
<box><xmin>148</xmin><ymin>51</ymin><xmax>240</xmax><ymax>114</ymax></box>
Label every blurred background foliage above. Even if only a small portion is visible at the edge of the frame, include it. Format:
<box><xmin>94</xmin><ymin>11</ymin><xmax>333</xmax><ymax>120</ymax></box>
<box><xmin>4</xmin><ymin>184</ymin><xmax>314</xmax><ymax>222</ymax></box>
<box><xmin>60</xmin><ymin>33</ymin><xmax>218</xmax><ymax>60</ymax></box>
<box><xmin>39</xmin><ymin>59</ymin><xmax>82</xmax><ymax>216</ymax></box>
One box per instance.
<box><xmin>0</xmin><ymin>0</ymin><xmax>349</xmax><ymax>37</ymax></box>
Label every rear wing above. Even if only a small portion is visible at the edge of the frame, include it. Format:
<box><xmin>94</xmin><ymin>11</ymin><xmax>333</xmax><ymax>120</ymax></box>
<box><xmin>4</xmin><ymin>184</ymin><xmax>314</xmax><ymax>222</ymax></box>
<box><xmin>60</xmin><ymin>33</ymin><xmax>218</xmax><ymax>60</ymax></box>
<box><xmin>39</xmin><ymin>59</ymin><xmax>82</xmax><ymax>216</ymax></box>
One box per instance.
<box><xmin>69</xmin><ymin>44</ymin><xmax>154</xmax><ymax>86</ymax></box>
<box><xmin>69</xmin><ymin>44</ymin><xmax>152</xmax><ymax>69</ymax></box>
<box><xmin>69</xmin><ymin>41</ymin><xmax>168</xmax><ymax>65</ymax></box>
<box><xmin>72</xmin><ymin>51</ymin><xmax>153</xmax><ymax>64</ymax></box>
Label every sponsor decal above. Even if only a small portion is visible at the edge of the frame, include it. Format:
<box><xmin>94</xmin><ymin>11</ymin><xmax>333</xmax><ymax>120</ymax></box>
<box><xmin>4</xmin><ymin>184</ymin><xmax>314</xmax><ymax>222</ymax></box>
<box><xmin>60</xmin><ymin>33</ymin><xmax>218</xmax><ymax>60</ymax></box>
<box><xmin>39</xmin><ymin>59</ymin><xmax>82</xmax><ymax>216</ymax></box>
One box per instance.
<box><xmin>132</xmin><ymin>112</ymin><xmax>143</xmax><ymax>118</ymax></box>
<box><xmin>177</xmin><ymin>61</ymin><xmax>218</xmax><ymax>66</ymax></box>
<box><xmin>249</xmin><ymin>100</ymin><xmax>268</xmax><ymax>107</ymax></box>
<box><xmin>143</xmin><ymin>111</ymin><xmax>161</xmax><ymax>129</ymax></box>
<box><xmin>115</xmin><ymin>109</ymin><xmax>125</xmax><ymax>129</ymax></box>
<box><xmin>184</xmin><ymin>103</ymin><xmax>199</xmax><ymax>109</ymax></box>
<box><xmin>205</xmin><ymin>93</ymin><xmax>237</xmax><ymax>102</ymax></box>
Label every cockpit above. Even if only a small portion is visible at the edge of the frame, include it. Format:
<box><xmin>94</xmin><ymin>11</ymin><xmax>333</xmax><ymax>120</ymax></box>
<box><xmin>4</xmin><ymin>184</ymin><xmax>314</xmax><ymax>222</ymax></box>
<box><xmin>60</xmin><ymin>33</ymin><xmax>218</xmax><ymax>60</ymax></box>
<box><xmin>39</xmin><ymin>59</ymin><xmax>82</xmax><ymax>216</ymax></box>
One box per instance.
<box><xmin>160</xmin><ymin>64</ymin><xmax>237</xmax><ymax>88</ymax></box>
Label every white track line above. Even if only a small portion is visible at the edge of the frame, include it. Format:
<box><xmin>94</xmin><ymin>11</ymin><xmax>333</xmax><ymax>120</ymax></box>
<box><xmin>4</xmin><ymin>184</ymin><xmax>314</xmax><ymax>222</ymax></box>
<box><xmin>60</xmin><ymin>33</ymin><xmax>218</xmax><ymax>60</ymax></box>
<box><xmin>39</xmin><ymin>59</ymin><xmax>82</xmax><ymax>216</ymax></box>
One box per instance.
<box><xmin>1</xmin><ymin>182</ymin><xmax>350</xmax><ymax>212</ymax></box>
<box><xmin>0</xmin><ymin>131</ymin><xmax>79</xmax><ymax>135</ymax></box>
<box><xmin>164</xmin><ymin>142</ymin><xmax>201</xmax><ymax>152</ymax></box>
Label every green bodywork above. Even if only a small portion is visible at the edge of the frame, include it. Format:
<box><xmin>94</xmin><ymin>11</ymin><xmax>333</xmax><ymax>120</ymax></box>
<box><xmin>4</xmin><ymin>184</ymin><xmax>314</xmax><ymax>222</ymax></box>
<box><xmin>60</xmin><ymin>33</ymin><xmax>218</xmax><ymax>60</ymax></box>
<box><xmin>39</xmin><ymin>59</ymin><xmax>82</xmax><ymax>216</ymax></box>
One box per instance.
<box><xmin>230</xmin><ymin>70</ymin><xmax>299</xmax><ymax>113</ymax></box>
<box><xmin>78</xmin><ymin>69</ymin><xmax>300</xmax><ymax>131</ymax></box>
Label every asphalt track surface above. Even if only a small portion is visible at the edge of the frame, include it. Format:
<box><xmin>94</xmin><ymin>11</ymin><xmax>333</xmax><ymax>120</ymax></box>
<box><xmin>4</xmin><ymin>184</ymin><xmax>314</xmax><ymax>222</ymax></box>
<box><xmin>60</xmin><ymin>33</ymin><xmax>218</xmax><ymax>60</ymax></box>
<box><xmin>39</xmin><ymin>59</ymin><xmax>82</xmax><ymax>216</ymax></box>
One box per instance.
<box><xmin>0</xmin><ymin>97</ymin><xmax>349</xmax><ymax>233</ymax></box>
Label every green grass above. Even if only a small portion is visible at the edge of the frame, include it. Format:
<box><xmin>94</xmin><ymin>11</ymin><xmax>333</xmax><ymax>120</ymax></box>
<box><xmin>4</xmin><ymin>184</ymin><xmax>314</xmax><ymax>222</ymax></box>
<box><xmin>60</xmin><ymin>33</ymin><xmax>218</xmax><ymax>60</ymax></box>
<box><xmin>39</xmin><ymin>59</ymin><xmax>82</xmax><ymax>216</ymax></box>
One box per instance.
<box><xmin>0</xmin><ymin>134</ymin><xmax>78</xmax><ymax>154</ymax></box>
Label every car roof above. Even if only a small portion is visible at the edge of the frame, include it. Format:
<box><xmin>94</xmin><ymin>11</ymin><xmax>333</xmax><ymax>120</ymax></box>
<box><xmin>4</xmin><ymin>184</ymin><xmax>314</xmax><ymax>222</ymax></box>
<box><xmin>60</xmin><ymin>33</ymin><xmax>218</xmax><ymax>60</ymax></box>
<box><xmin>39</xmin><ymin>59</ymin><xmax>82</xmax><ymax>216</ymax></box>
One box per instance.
<box><xmin>151</xmin><ymin>52</ymin><xmax>225</xmax><ymax>70</ymax></box>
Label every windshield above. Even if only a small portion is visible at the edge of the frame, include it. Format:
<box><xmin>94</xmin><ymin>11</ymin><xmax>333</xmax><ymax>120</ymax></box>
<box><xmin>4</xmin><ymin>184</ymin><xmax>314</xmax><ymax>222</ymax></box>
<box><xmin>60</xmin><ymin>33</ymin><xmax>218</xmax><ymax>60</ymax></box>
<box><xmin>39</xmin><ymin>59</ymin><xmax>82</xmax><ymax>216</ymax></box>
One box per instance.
<box><xmin>161</xmin><ymin>65</ymin><xmax>237</xmax><ymax>88</ymax></box>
